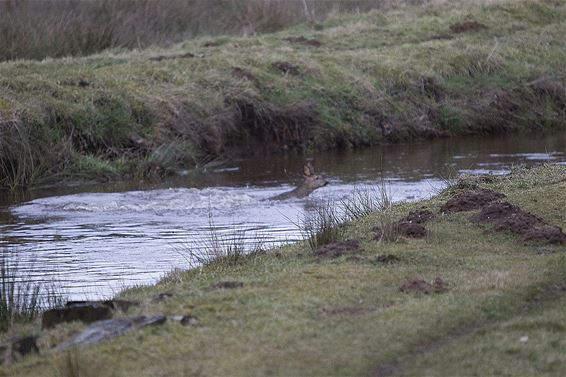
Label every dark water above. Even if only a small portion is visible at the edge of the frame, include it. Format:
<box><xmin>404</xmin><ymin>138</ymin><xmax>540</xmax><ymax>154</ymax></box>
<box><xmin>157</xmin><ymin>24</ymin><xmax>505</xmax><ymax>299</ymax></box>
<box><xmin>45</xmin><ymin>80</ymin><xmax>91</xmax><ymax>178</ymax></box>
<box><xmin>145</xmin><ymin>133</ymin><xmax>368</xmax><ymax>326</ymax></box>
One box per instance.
<box><xmin>1</xmin><ymin>132</ymin><xmax>565</xmax><ymax>299</ymax></box>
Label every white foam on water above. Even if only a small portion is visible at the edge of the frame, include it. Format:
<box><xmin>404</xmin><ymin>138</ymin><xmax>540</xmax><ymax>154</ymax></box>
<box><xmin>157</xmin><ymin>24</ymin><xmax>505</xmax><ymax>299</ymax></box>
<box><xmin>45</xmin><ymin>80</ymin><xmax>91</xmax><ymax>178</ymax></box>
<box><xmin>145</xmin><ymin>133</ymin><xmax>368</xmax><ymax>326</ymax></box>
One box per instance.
<box><xmin>13</xmin><ymin>187</ymin><xmax>260</xmax><ymax>217</ymax></box>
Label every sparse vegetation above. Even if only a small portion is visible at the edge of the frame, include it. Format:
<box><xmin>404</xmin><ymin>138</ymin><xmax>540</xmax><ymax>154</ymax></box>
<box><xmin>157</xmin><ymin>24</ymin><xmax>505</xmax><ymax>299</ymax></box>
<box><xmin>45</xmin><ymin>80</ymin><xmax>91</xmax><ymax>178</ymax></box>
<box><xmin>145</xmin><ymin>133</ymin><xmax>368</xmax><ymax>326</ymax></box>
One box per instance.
<box><xmin>1</xmin><ymin>0</ymin><xmax>565</xmax><ymax>189</ymax></box>
<box><xmin>0</xmin><ymin>249</ymin><xmax>64</xmax><ymax>332</ymax></box>
<box><xmin>177</xmin><ymin>212</ymin><xmax>266</xmax><ymax>269</ymax></box>
<box><xmin>301</xmin><ymin>198</ymin><xmax>344</xmax><ymax>252</ymax></box>
<box><xmin>340</xmin><ymin>182</ymin><xmax>392</xmax><ymax>221</ymax></box>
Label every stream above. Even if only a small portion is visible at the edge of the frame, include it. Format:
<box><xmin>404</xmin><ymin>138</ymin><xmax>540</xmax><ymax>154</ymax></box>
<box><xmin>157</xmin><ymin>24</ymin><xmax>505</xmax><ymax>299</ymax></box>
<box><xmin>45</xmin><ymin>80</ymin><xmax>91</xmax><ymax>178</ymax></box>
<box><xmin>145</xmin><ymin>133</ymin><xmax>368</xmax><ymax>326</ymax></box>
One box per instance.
<box><xmin>1</xmin><ymin>132</ymin><xmax>565</xmax><ymax>299</ymax></box>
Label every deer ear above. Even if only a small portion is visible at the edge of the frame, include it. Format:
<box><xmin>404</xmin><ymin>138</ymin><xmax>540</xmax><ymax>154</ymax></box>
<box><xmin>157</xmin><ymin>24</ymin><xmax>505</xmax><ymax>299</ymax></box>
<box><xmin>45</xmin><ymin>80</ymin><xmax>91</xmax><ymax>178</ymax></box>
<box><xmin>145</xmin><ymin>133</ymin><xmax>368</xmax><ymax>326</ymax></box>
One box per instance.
<box><xmin>303</xmin><ymin>163</ymin><xmax>314</xmax><ymax>177</ymax></box>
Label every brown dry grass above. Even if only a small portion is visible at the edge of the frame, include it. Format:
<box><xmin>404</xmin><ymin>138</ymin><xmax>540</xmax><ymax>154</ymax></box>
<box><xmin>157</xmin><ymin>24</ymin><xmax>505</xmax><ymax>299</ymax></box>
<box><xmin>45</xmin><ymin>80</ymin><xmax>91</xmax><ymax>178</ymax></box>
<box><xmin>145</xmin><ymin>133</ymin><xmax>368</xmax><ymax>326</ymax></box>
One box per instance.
<box><xmin>0</xmin><ymin>0</ymin><xmax>421</xmax><ymax>62</ymax></box>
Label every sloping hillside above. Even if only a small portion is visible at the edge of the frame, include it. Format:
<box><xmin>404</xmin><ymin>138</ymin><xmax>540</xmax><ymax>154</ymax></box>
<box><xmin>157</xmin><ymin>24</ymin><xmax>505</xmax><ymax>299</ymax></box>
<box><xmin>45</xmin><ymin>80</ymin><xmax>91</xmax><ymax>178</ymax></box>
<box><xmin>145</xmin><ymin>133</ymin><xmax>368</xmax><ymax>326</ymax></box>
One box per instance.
<box><xmin>1</xmin><ymin>0</ymin><xmax>565</xmax><ymax>188</ymax></box>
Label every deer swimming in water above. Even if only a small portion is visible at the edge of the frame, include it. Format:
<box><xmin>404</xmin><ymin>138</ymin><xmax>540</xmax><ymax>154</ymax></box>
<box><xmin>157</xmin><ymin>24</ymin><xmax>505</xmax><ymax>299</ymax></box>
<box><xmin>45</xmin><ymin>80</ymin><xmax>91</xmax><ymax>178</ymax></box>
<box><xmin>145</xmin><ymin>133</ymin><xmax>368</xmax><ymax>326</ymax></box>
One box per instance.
<box><xmin>269</xmin><ymin>163</ymin><xmax>328</xmax><ymax>200</ymax></box>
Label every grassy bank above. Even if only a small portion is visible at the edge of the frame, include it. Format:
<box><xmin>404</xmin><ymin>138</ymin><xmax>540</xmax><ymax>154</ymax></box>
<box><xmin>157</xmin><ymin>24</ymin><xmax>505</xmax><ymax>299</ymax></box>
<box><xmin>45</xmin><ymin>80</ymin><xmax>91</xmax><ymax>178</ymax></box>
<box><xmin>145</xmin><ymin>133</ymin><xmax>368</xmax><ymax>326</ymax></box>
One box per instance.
<box><xmin>1</xmin><ymin>164</ymin><xmax>565</xmax><ymax>376</ymax></box>
<box><xmin>1</xmin><ymin>0</ymin><xmax>565</xmax><ymax>189</ymax></box>
<box><xmin>0</xmin><ymin>0</ymin><xmax>398</xmax><ymax>62</ymax></box>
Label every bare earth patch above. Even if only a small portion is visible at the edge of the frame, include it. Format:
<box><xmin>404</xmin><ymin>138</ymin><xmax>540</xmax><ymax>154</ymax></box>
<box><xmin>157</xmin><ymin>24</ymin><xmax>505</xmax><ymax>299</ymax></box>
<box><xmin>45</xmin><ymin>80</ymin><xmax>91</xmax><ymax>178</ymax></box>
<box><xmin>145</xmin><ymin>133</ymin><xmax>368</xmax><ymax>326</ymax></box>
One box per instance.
<box><xmin>450</xmin><ymin>20</ymin><xmax>487</xmax><ymax>34</ymax></box>
<box><xmin>272</xmin><ymin>61</ymin><xmax>301</xmax><ymax>75</ymax></box>
<box><xmin>471</xmin><ymin>202</ymin><xmax>566</xmax><ymax>244</ymax></box>
<box><xmin>441</xmin><ymin>188</ymin><xmax>505</xmax><ymax>213</ymax></box>
<box><xmin>375</xmin><ymin>254</ymin><xmax>401</xmax><ymax>265</ymax></box>
<box><xmin>374</xmin><ymin>210</ymin><xmax>434</xmax><ymax>240</ymax></box>
<box><xmin>231</xmin><ymin>67</ymin><xmax>260</xmax><ymax>86</ymax></box>
<box><xmin>315</xmin><ymin>240</ymin><xmax>361</xmax><ymax>258</ymax></box>
<box><xmin>400</xmin><ymin>277</ymin><xmax>449</xmax><ymax>294</ymax></box>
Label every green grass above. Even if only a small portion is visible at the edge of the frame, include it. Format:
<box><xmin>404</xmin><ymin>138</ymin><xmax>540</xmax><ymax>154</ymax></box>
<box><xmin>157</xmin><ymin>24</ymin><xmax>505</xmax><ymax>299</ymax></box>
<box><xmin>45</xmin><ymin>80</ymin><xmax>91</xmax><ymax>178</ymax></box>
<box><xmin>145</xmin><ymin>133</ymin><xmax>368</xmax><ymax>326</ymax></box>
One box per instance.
<box><xmin>1</xmin><ymin>164</ymin><xmax>565</xmax><ymax>376</ymax></box>
<box><xmin>0</xmin><ymin>0</ymin><xmax>565</xmax><ymax>189</ymax></box>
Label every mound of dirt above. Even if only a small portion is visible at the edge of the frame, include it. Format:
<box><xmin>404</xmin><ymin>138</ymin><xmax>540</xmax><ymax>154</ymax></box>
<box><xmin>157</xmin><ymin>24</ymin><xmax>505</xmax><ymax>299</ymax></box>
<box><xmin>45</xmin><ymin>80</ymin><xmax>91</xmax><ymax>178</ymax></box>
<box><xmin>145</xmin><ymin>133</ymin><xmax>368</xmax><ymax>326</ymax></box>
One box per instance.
<box><xmin>315</xmin><ymin>240</ymin><xmax>361</xmax><ymax>258</ymax></box>
<box><xmin>231</xmin><ymin>67</ymin><xmax>260</xmax><ymax>86</ymax></box>
<box><xmin>471</xmin><ymin>202</ymin><xmax>566</xmax><ymax>244</ymax></box>
<box><xmin>404</xmin><ymin>209</ymin><xmax>435</xmax><ymax>224</ymax></box>
<box><xmin>374</xmin><ymin>209</ymin><xmax>434</xmax><ymax>240</ymax></box>
<box><xmin>375</xmin><ymin>254</ymin><xmax>401</xmax><ymax>265</ymax></box>
<box><xmin>284</xmin><ymin>36</ymin><xmax>322</xmax><ymax>47</ymax></box>
<box><xmin>272</xmin><ymin>61</ymin><xmax>300</xmax><ymax>75</ymax></box>
<box><xmin>441</xmin><ymin>188</ymin><xmax>505</xmax><ymax>213</ymax></box>
<box><xmin>398</xmin><ymin>222</ymin><xmax>427</xmax><ymax>238</ymax></box>
<box><xmin>450</xmin><ymin>20</ymin><xmax>487</xmax><ymax>33</ymax></box>
<box><xmin>400</xmin><ymin>277</ymin><xmax>448</xmax><ymax>294</ymax></box>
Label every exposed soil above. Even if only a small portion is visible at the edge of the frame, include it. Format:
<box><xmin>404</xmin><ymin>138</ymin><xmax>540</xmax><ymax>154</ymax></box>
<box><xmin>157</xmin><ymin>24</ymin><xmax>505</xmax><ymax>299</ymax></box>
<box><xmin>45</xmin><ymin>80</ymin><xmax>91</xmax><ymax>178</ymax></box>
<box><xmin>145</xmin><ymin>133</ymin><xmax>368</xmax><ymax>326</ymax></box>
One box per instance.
<box><xmin>450</xmin><ymin>20</ymin><xmax>487</xmax><ymax>33</ymax></box>
<box><xmin>398</xmin><ymin>222</ymin><xmax>427</xmax><ymax>238</ymax></box>
<box><xmin>284</xmin><ymin>36</ymin><xmax>322</xmax><ymax>47</ymax></box>
<box><xmin>272</xmin><ymin>61</ymin><xmax>300</xmax><ymax>75</ymax></box>
<box><xmin>375</xmin><ymin>254</ymin><xmax>401</xmax><ymax>265</ymax></box>
<box><xmin>404</xmin><ymin>209</ymin><xmax>435</xmax><ymax>224</ymax></box>
<box><xmin>320</xmin><ymin>306</ymin><xmax>373</xmax><ymax>317</ymax></box>
<box><xmin>374</xmin><ymin>210</ymin><xmax>434</xmax><ymax>240</ymax></box>
<box><xmin>441</xmin><ymin>188</ymin><xmax>505</xmax><ymax>213</ymax></box>
<box><xmin>400</xmin><ymin>277</ymin><xmax>448</xmax><ymax>294</ymax></box>
<box><xmin>315</xmin><ymin>240</ymin><xmax>361</xmax><ymax>258</ymax></box>
<box><xmin>77</xmin><ymin>79</ymin><xmax>90</xmax><ymax>87</ymax></box>
<box><xmin>210</xmin><ymin>281</ymin><xmax>244</xmax><ymax>289</ymax></box>
<box><xmin>231</xmin><ymin>67</ymin><xmax>260</xmax><ymax>86</ymax></box>
<box><xmin>471</xmin><ymin>201</ymin><xmax>566</xmax><ymax>244</ymax></box>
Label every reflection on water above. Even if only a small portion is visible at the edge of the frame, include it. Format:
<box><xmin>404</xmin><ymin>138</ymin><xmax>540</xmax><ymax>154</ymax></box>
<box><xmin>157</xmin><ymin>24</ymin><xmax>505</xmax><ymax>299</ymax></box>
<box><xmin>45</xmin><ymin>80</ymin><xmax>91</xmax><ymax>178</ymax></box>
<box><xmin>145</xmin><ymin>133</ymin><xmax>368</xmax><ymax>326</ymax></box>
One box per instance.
<box><xmin>0</xmin><ymin>132</ymin><xmax>565</xmax><ymax>299</ymax></box>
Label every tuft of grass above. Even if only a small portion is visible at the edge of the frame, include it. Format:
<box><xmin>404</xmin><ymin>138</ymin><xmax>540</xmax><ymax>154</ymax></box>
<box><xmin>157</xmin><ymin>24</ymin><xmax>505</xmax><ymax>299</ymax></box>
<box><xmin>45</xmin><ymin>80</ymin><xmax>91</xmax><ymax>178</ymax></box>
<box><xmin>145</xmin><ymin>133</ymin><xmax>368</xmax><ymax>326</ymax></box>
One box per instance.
<box><xmin>301</xmin><ymin>198</ymin><xmax>344</xmax><ymax>252</ymax></box>
<box><xmin>177</xmin><ymin>212</ymin><xmax>266</xmax><ymax>270</ymax></box>
<box><xmin>340</xmin><ymin>181</ymin><xmax>393</xmax><ymax>221</ymax></box>
<box><xmin>54</xmin><ymin>348</ymin><xmax>122</xmax><ymax>377</ymax></box>
<box><xmin>0</xmin><ymin>249</ymin><xmax>65</xmax><ymax>332</ymax></box>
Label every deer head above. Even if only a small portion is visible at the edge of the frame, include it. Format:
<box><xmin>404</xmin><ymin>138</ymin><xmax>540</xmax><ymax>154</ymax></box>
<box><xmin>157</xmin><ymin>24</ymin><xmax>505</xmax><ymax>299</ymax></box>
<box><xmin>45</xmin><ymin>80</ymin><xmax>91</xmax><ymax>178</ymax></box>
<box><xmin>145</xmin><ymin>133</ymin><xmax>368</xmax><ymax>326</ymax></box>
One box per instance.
<box><xmin>295</xmin><ymin>163</ymin><xmax>328</xmax><ymax>198</ymax></box>
<box><xmin>269</xmin><ymin>163</ymin><xmax>328</xmax><ymax>200</ymax></box>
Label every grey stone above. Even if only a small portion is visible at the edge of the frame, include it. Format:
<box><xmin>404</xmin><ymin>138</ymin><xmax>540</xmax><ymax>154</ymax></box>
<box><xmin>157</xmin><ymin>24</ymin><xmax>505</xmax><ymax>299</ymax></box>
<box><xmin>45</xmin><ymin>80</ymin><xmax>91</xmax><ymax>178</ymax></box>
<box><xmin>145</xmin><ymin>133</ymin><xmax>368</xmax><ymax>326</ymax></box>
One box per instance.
<box><xmin>133</xmin><ymin>315</ymin><xmax>167</xmax><ymax>327</ymax></box>
<box><xmin>56</xmin><ymin>315</ymin><xmax>167</xmax><ymax>350</ymax></box>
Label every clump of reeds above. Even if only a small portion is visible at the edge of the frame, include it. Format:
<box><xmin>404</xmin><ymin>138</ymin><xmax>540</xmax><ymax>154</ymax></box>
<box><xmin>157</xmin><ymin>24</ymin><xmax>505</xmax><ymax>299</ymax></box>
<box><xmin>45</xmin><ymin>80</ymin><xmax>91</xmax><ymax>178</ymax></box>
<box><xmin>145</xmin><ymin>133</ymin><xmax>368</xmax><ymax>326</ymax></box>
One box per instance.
<box><xmin>177</xmin><ymin>212</ymin><xmax>266</xmax><ymax>270</ymax></box>
<box><xmin>0</xmin><ymin>121</ymin><xmax>38</xmax><ymax>191</ymax></box>
<box><xmin>301</xmin><ymin>198</ymin><xmax>344</xmax><ymax>252</ymax></box>
<box><xmin>298</xmin><ymin>179</ymin><xmax>400</xmax><ymax>251</ymax></box>
<box><xmin>0</xmin><ymin>248</ymin><xmax>65</xmax><ymax>332</ymax></box>
<box><xmin>370</xmin><ymin>182</ymin><xmax>401</xmax><ymax>243</ymax></box>
<box><xmin>374</xmin><ymin>210</ymin><xmax>401</xmax><ymax>243</ymax></box>
<box><xmin>340</xmin><ymin>181</ymin><xmax>393</xmax><ymax>221</ymax></box>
